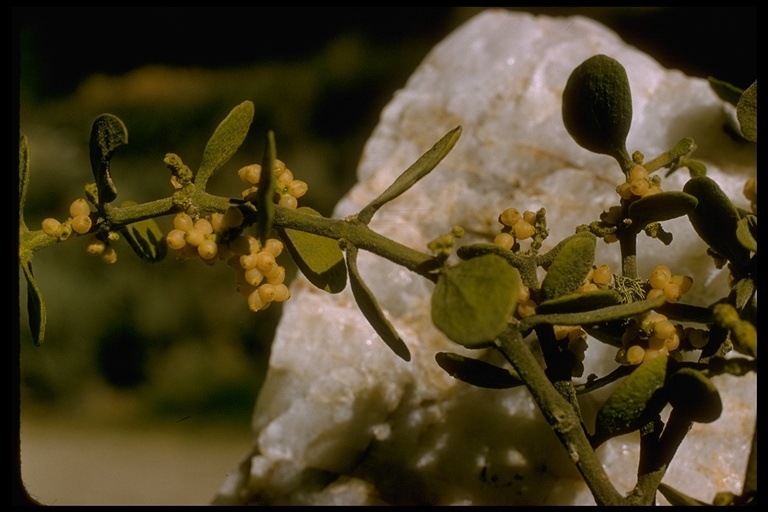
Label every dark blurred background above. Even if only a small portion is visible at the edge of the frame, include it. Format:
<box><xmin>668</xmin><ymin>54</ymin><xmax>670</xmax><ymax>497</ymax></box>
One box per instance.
<box><xmin>14</xmin><ymin>7</ymin><xmax>756</xmax><ymax>505</ymax></box>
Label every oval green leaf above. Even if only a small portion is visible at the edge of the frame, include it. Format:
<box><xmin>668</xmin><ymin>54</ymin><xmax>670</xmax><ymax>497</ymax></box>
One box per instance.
<box><xmin>21</xmin><ymin>258</ymin><xmax>46</xmax><ymax>346</ymax></box>
<box><xmin>627</xmin><ymin>191</ymin><xmax>698</xmax><ymax>231</ymax></box>
<box><xmin>593</xmin><ymin>355</ymin><xmax>674</xmax><ymax>446</ymax></box>
<box><xmin>665</xmin><ymin>367</ymin><xmax>722</xmax><ymax>423</ymax></box>
<box><xmin>346</xmin><ymin>244</ymin><xmax>410</xmax><ymax>361</ymax></box>
<box><xmin>431</xmin><ymin>254</ymin><xmax>521</xmax><ymax>348</ymax></box>
<box><xmin>562</xmin><ymin>54</ymin><xmax>633</xmax><ymax>166</ymax></box>
<box><xmin>540</xmin><ymin>233</ymin><xmax>596</xmax><ymax>302</ymax></box>
<box><xmin>435</xmin><ymin>352</ymin><xmax>523</xmax><ymax>389</ymax></box>
<box><xmin>536</xmin><ymin>288</ymin><xmax>622</xmax><ymax>315</ymax></box>
<box><xmin>683</xmin><ymin>176</ymin><xmax>750</xmax><ymax>268</ymax></box>
<box><xmin>736</xmin><ymin>214</ymin><xmax>757</xmax><ymax>253</ymax></box>
<box><xmin>276</xmin><ymin>207</ymin><xmax>347</xmax><ymax>294</ymax></box>
<box><xmin>195</xmin><ymin>101</ymin><xmax>254</xmax><ymax>189</ymax></box>
<box><xmin>736</xmin><ymin>81</ymin><xmax>756</xmax><ymax>142</ymax></box>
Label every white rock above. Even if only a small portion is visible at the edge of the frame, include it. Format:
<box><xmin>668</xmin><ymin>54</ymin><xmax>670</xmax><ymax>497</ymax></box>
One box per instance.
<box><xmin>215</xmin><ymin>10</ymin><xmax>755</xmax><ymax>505</ymax></box>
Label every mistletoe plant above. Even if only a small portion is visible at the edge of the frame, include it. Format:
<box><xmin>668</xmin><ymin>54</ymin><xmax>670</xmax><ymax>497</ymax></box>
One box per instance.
<box><xmin>18</xmin><ymin>55</ymin><xmax>756</xmax><ymax>506</ymax></box>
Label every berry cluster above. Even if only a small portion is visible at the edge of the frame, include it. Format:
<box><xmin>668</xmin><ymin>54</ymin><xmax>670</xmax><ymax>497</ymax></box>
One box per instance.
<box><xmin>493</xmin><ymin>208</ymin><xmax>537</xmax><ymax>250</ymax></box>
<box><xmin>515</xmin><ymin>283</ymin><xmax>536</xmax><ymax>319</ymax></box>
<box><xmin>616</xmin><ymin>164</ymin><xmax>662</xmax><ymax>201</ymax></box>
<box><xmin>239</xmin><ymin>160</ymin><xmax>308</xmax><ymax>210</ymax></box>
<box><xmin>645</xmin><ymin>264</ymin><xmax>692</xmax><ymax>303</ymax></box>
<box><xmin>42</xmin><ymin>198</ymin><xmax>117</xmax><ymax>263</ymax></box>
<box><xmin>615</xmin><ymin>310</ymin><xmax>681</xmax><ymax>365</ymax></box>
<box><xmin>575</xmin><ymin>264</ymin><xmax>613</xmax><ymax>293</ymax></box>
<box><xmin>166</xmin><ymin>211</ymin><xmax>290</xmax><ymax>312</ymax></box>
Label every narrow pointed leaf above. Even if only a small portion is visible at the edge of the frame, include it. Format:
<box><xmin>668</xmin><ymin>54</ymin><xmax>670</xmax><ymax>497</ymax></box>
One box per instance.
<box><xmin>736</xmin><ymin>81</ymin><xmax>756</xmax><ymax>142</ymax></box>
<box><xmin>593</xmin><ymin>355</ymin><xmax>674</xmax><ymax>446</ymax></box>
<box><xmin>432</xmin><ymin>254</ymin><xmax>521</xmax><ymax>348</ymax></box>
<box><xmin>627</xmin><ymin>191</ymin><xmax>698</xmax><ymax>231</ymax></box>
<box><xmin>435</xmin><ymin>352</ymin><xmax>523</xmax><ymax>389</ymax></box>
<box><xmin>658</xmin><ymin>483</ymin><xmax>709</xmax><ymax>506</ymax></box>
<box><xmin>536</xmin><ymin>289</ymin><xmax>622</xmax><ymax>315</ymax></box>
<box><xmin>357</xmin><ymin>126</ymin><xmax>461</xmax><ymax>224</ymax></box>
<box><xmin>707</xmin><ymin>76</ymin><xmax>744</xmax><ymax>106</ymax></box>
<box><xmin>683</xmin><ymin>176</ymin><xmax>750</xmax><ymax>269</ymax></box>
<box><xmin>21</xmin><ymin>258</ymin><xmax>46</xmax><ymax>346</ymax></box>
<box><xmin>89</xmin><ymin>114</ymin><xmax>128</xmax><ymax>205</ymax></box>
<box><xmin>346</xmin><ymin>245</ymin><xmax>410</xmax><ymax>361</ymax></box>
<box><xmin>276</xmin><ymin>207</ymin><xmax>347</xmax><ymax>294</ymax></box>
<box><xmin>118</xmin><ymin>201</ymin><xmax>167</xmax><ymax>262</ymax></box>
<box><xmin>256</xmin><ymin>131</ymin><xmax>276</xmax><ymax>245</ymax></box>
<box><xmin>736</xmin><ymin>215</ymin><xmax>757</xmax><ymax>253</ymax></box>
<box><xmin>195</xmin><ymin>101</ymin><xmax>254</xmax><ymax>189</ymax></box>
<box><xmin>540</xmin><ymin>233</ymin><xmax>596</xmax><ymax>302</ymax></box>
<box><xmin>19</xmin><ymin>136</ymin><xmax>30</xmax><ymax>224</ymax></box>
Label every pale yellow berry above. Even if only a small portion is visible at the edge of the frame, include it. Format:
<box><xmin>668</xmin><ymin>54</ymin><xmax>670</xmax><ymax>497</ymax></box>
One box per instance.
<box><xmin>273</xmin><ymin>159</ymin><xmax>287</xmax><ymax>173</ymax></box>
<box><xmin>244</xmin><ymin>267</ymin><xmax>264</xmax><ymax>286</ymax></box>
<box><xmin>42</xmin><ymin>218</ymin><xmax>61</xmax><ymax>236</ymax></box>
<box><xmin>247</xmin><ymin>289</ymin><xmax>266</xmax><ymax>312</ymax></box>
<box><xmin>649</xmin><ymin>264</ymin><xmax>672</xmax><ymax>289</ymax></box>
<box><xmin>517</xmin><ymin>285</ymin><xmax>530</xmax><ymax>304</ymax></box>
<box><xmin>193</xmin><ymin>218</ymin><xmax>213</xmax><ymax>235</ymax></box>
<box><xmin>71</xmin><ymin>214</ymin><xmax>92</xmax><ymax>234</ymax></box>
<box><xmin>499</xmin><ymin>208</ymin><xmax>521</xmax><ymax>227</ymax></box>
<box><xmin>664</xmin><ymin>334</ymin><xmax>680</xmax><ymax>352</ymax></box>
<box><xmin>184</xmin><ymin>229</ymin><xmax>206</xmax><ymax>247</ymax></box>
<box><xmin>630</xmin><ymin>178</ymin><xmax>650</xmax><ymax>197</ymax></box>
<box><xmin>663</xmin><ymin>283</ymin><xmax>683</xmax><ymax>303</ymax></box>
<box><xmin>493</xmin><ymin>232</ymin><xmax>515</xmax><ymax>250</ymax></box>
<box><xmin>553</xmin><ymin>325</ymin><xmax>574</xmax><ymax>341</ymax></box>
<box><xmin>266</xmin><ymin>265</ymin><xmax>286</xmax><ymax>285</ymax></box>
<box><xmin>288</xmin><ymin>180</ymin><xmax>308</xmax><ymax>198</ymax></box>
<box><xmin>616</xmin><ymin>182</ymin><xmax>634</xmax><ymax>200</ymax></box>
<box><xmin>628</xmin><ymin>165</ymin><xmax>649</xmax><ymax>182</ymax></box>
<box><xmin>670</xmin><ymin>275</ymin><xmax>693</xmax><ymax>294</ymax></box>
<box><xmin>264</xmin><ymin>238</ymin><xmax>284</xmax><ymax>257</ymax></box>
<box><xmin>643</xmin><ymin>347</ymin><xmax>667</xmax><ymax>362</ymax></box>
<box><xmin>652</xmin><ymin>319</ymin><xmax>676</xmax><ymax>340</ymax></box>
<box><xmin>626</xmin><ymin>345</ymin><xmax>645</xmax><ymax>365</ymax></box>
<box><xmin>166</xmin><ymin>229</ymin><xmax>187</xmax><ymax>250</ymax></box>
<box><xmin>279</xmin><ymin>194</ymin><xmax>298</xmax><ymax>210</ymax></box>
<box><xmin>255</xmin><ymin>251</ymin><xmax>277</xmax><ymax>274</ymax></box>
<box><xmin>592</xmin><ymin>264</ymin><xmax>612</xmax><ymax>285</ymax></box>
<box><xmin>210</xmin><ymin>213</ymin><xmax>225</xmax><ymax>233</ymax></box>
<box><xmin>100</xmin><ymin>246</ymin><xmax>117</xmax><ymax>264</ymax></box>
<box><xmin>197</xmin><ymin>239</ymin><xmax>218</xmax><ymax>260</ymax></box>
<box><xmin>512</xmin><ymin>219</ymin><xmax>535</xmax><ymax>240</ymax></box>
<box><xmin>258</xmin><ymin>283</ymin><xmax>277</xmax><ymax>303</ymax></box>
<box><xmin>84</xmin><ymin>237</ymin><xmax>106</xmax><ymax>256</ymax></box>
<box><xmin>273</xmin><ymin>283</ymin><xmax>291</xmax><ymax>302</ymax></box>
<box><xmin>173</xmin><ymin>212</ymin><xmax>194</xmax><ymax>232</ymax></box>
<box><xmin>277</xmin><ymin>169</ymin><xmax>294</xmax><ymax>185</ymax></box>
<box><xmin>577</xmin><ymin>282</ymin><xmax>598</xmax><ymax>293</ymax></box>
<box><xmin>69</xmin><ymin>198</ymin><xmax>91</xmax><ymax>217</ymax></box>
<box><xmin>646</xmin><ymin>288</ymin><xmax>665</xmax><ymax>301</ymax></box>
<box><xmin>240</xmin><ymin>252</ymin><xmax>259</xmax><ymax>270</ymax></box>
<box><xmin>238</xmin><ymin>164</ymin><xmax>262</xmax><ymax>185</ymax></box>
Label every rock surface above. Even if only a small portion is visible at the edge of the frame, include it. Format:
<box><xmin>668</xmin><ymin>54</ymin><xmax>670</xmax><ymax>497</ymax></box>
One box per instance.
<box><xmin>215</xmin><ymin>9</ymin><xmax>755</xmax><ymax>505</ymax></box>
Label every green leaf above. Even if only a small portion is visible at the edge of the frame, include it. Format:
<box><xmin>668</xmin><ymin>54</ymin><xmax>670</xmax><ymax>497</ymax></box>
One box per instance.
<box><xmin>276</xmin><ymin>207</ymin><xmax>347</xmax><ymax>294</ymax></box>
<box><xmin>195</xmin><ymin>101</ymin><xmax>254</xmax><ymax>189</ymax></box>
<box><xmin>536</xmin><ymin>289</ymin><xmax>622</xmax><ymax>315</ymax></box>
<box><xmin>19</xmin><ymin>136</ymin><xmax>30</xmax><ymax>225</ymax></box>
<box><xmin>627</xmin><ymin>191</ymin><xmax>698</xmax><ymax>231</ymax></box>
<box><xmin>89</xmin><ymin>113</ymin><xmax>128</xmax><ymax>205</ymax></box>
<box><xmin>736</xmin><ymin>214</ymin><xmax>757</xmax><ymax>253</ymax></box>
<box><xmin>357</xmin><ymin>126</ymin><xmax>462</xmax><ymax>224</ymax></box>
<box><xmin>707</xmin><ymin>76</ymin><xmax>744</xmax><ymax>106</ymax></box>
<box><xmin>431</xmin><ymin>254</ymin><xmax>521</xmax><ymax>348</ymax></box>
<box><xmin>21</xmin><ymin>258</ymin><xmax>46</xmax><ymax>346</ymax></box>
<box><xmin>562</xmin><ymin>54</ymin><xmax>633</xmax><ymax>167</ymax></box>
<box><xmin>665</xmin><ymin>367</ymin><xmax>722</xmax><ymax>423</ymax></box>
<box><xmin>593</xmin><ymin>355</ymin><xmax>675</xmax><ymax>446</ymax></box>
<box><xmin>435</xmin><ymin>352</ymin><xmax>524</xmax><ymax>389</ymax></box>
<box><xmin>118</xmin><ymin>201</ymin><xmax>167</xmax><ymax>263</ymax></box>
<box><xmin>540</xmin><ymin>233</ymin><xmax>596</xmax><ymax>302</ymax></box>
<box><xmin>256</xmin><ymin>131</ymin><xmax>277</xmax><ymax>245</ymax></box>
<box><xmin>736</xmin><ymin>81</ymin><xmax>757</xmax><ymax>142</ymax></box>
<box><xmin>658</xmin><ymin>483</ymin><xmax>709</xmax><ymax>506</ymax></box>
<box><xmin>683</xmin><ymin>176</ymin><xmax>750</xmax><ymax>269</ymax></box>
<box><xmin>346</xmin><ymin>244</ymin><xmax>410</xmax><ymax>361</ymax></box>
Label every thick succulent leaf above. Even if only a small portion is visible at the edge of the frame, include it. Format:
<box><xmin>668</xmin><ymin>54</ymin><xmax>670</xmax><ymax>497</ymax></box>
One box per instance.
<box><xmin>432</xmin><ymin>254</ymin><xmax>521</xmax><ymax>348</ymax></box>
<box><xmin>276</xmin><ymin>207</ymin><xmax>347</xmax><ymax>294</ymax></box>
<box><xmin>593</xmin><ymin>355</ymin><xmax>675</xmax><ymax>446</ymax></box>
<box><xmin>536</xmin><ymin>288</ymin><xmax>622</xmax><ymax>315</ymax></box>
<box><xmin>256</xmin><ymin>131</ymin><xmax>276</xmax><ymax>245</ymax></box>
<box><xmin>736</xmin><ymin>81</ymin><xmax>757</xmax><ymax>142</ymax></box>
<box><xmin>627</xmin><ymin>191</ymin><xmax>698</xmax><ymax>231</ymax></box>
<box><xmin>357</xmin><ymin>126</ymin><xmax>461</xmax><ymax>224</ymax></box>
<box><xmin>89</xmin><ymin>113</ymin><xmax>128</xmax><ymax>205</ymax></box>
<box><xmin>683</xmin><ymin>176</ymin><xmax>750</xmax><ymax>269</ymax></box>
<box><xmin>736</xmin><ymin>215</ymin><xmax>757</xmax><ymax>253</ymax></box>
<box><xmin>562</xmin><ymin>54</ymin><xmax>633</xmax><ymax>166</ymax></box>
<box><xmin>21</xmin><ymin>258</ymin><xmax>46</xmax><ymax>346</ymax></box>
<box><xmin>118</xmin><ymin>202</ymin><xmax>167</xmax><ymax>263</ymax></box>
<box><xmin>540</xmin><ymin>233</ymin><xmax>596</xmax><ymax>302</ymax></box>
<box><xmin>665</xmin><ymin>367</ymin><xmax>722</xmax><ymax>423</ymax></box>
<box><xmin>435</xmin><ymin>352</ymin><xmax>524</xmax><ymax>389</ymax></box>
<box><xmin>195</xmin><ymin>101</ymin><xmax>254</xmax><ymax>189</ymax></box>
<box><xmin>346</xmin><ymin>245</ymin><xmax>410</xmax><ymax>361</ymax></box>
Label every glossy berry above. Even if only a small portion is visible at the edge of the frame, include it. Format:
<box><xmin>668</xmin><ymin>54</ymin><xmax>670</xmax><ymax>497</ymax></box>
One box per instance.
<box><xmin>69</xmin><ymin>198</ymin><xmax>91</xmax><ymax>217</ymax></box>
<box><xmin>71</xmin><ymin>214</ymin><xmax>92</xmax><ymax>234</ymax></box>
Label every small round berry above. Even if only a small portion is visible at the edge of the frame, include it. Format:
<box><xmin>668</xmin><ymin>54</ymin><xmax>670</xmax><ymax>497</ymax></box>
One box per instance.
<box><xmin>255</xmin><ymin>251</ymin><xmax>277</xmax><ymax>273</ymax></box>
<box><xmin>184</xmin><ymin>229</ymin><xmax>206</xmax><ymax>247</ymax></box>
<box><xmin>630</xmin><ymin>178</ymin><xmax>650</xmax><ymax>197</ymax></box>
<box><xmin>266</xmin><ymin>266</ymin><xmax>286</xmax><ymax>285</ymax></box>
<box><xmin>643</xmin><ymin>347</ymin><xmax>667</xmax><ymax>362</ymax></box>
<box><xmin>499</xmin><ymin>208</ymin><xmax>521</xmax><ymax>227</ymax></box>
<box><xmin>616</xmin><ymin>182</ymin><xmax>634</xmax><ymax>200</ymax></box>
<box><xmin>279</xmin><ymin>194</ymin><xmax>298</xmax><ymax>210</ymax></box>
<box><xmin>628</xmin><ymin>165</ymin><xmax>649</xmax><ymax>182</ymax></box>
<box><xmin>193</xmin><ymin>218</ymin><xmax>213</xmax><ymax>236</ymax></box>
<box><xmin>512</xmin><ymin>219</ymin><xmax>535</xmax><ymax>240</ymax></box>
<box><xmin>626</xmin><ymin>345</ymin><xmax>645</xmax><ymax>365</ymax></box>
<box><xmin>166</xmin><ymin>229</ymin><xmax>187</xmax><ymax>250</ymax></box>
<box><xmin>277</xmin><ymin>169</ymin><xmax>294</xmax><ymax>185</ymax></box>
<box><xmin>240</xmin><ymin>252</ymin><xmax>259</xmax><ymax>270</ymax></box>
<box><xmin>197</xmin><ymin>239</ymin><xmax>218</xmax><ymax>260</ymax></box>
<box><xmin>517</xmin><ymin>299</ymin><xmax>536</xmax><ymax>318</ymax></box>
<box><xmin>649</xmin><ymin>264</ymin><xmax>672</xmax><ymax>289</ymax></box>
<box><xmin>71</xmin><ymin>214</ymin><xmax>92</xmax><ymax>234</ymax></box>
<box><xmin>100</xmin><ymin>246</ymin><xmax>117</xmax><ymax>264</ymax></box>
<box><xmin>273</xmin><ymin>159</ymin><xmax>287</xmax><ymax>173</ymax></box>
<box><xmin>577</xmin><ymin>282</ymin><xmax>598</xmax><ymax>293</ymax></box>
<box><xmin>664</xmin><ymin>334</ymin><xmax>680</xmax><ymax>352</ymax></box>
<box><xmin>670</xmin><ymin>274</ymin><xmax>693</xmax><ymax>294</ymax></box>
<box><xmin>517</xmin><ymin>285</ymin><xmax>530</xmax><ymax>304</ymax></box>
<box><xmin>42</xmin><ymin>218</ymin><xmax>61</xmax><ymax>236</ymax></box>
<box><xmin>84</xmin><ymin>237</ymin><xmax>106</xmax><ymax>256</ymax></box>
<box><xmin>493</xmin><ymin>232</ymin><xmax>515</xmax><ymax>250</ymax></box>
<box><xmin>69</xmin><ymin>198</ymin><xmax>91</xmax><ymax>217</ymax></box>
<box><xmin>173</xmin><ymin>212</ymin><xmax>194</xmax><ymax>232</ymax></box>
<box><xmin>210</xmin><ymin>213</ymin><xmax>225</xmax><ymax>233</ymax></box>
<box><xmin>245</xmin><ymin>267</ymin><xmax>264</xmax><ymax>286</ymax></box>
<box><xmin>288</xmin><ymin>180</ymin><xmax>308</xmax><ymax>198</ymax></box>
<box><xmin>646</xmin><ymin>288</ymin><xmax>665</xmax><ymax>301</ymax></box>
<box><xmin>663</xmin><ymin>283</ymin><xmax>683</xmax><ymax>303</ymax></box>
<box><xmin>247</xmin><ymin>289</ymin><xmax>266</xmax><ymax>312</ymax></box>
<box><xmin>273</xmin><ymin>283</ymin><xmax>290</xmax><ymax>302</ymax></box>
<box><xmin>258</xmin><ymin>283</ymin><xmax>277</xmax><ymax>303</ymax></box>
<box><xmin>592</xmin><ymin>264</ymin><xmax>612</xmax><ymax>285</ymax></box>
<box><xmin>652</xmin><ymin>319</ymin><xmax>676</xmax><ymax>340</ymax></box>
<box><xmin>238</xmin><ymin>164</ymin><xmax>262</xmax><ymax>185</ymax></box>
<box><xmin>264</xmin><ymin>238</ymin><xmax>284</xmax><ymax>257</ymax></box>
